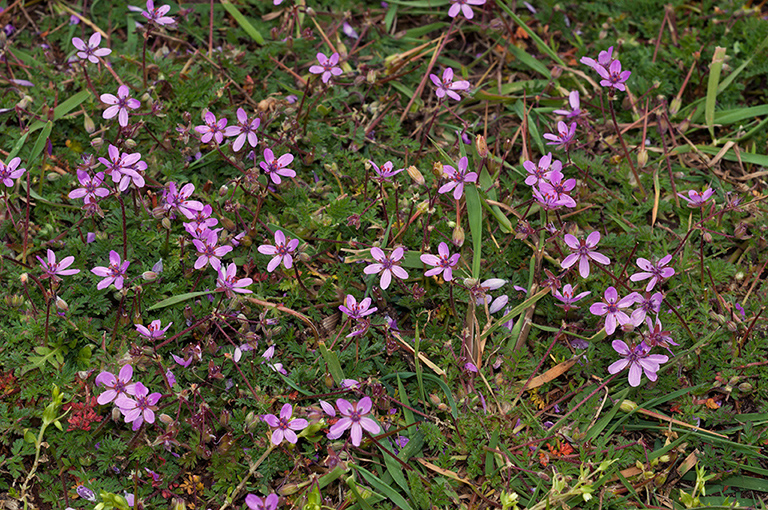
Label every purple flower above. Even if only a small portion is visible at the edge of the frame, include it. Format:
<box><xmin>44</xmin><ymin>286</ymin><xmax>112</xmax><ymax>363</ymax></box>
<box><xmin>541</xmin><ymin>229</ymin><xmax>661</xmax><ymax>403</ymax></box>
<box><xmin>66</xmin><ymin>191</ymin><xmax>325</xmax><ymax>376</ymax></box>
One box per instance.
<box><xmin>589</xmin><ymin>286</ymin><xmax>639</xmax><ymax>335</ymax></box>
<box><xmin>596</xmin><ymin>60</ymin><xmax>631</xmax><ymax>92</ymax></box>
<box><xmin>420</xmin><ymin>242</ymin><xmax>460</xmax><ymax>281</ymax></box>
<box><xmin>447</xmin><ymin>0</ymin><xmax>486</xmax><ymax>19</ymax></box>
<box><xmin>538</xmin><ymin>168</ymin><xmax>576</xmax><ymax>208</ymax></box>
<box><xmin>224</xmin><ymin>108</ymin><xmax>260</xmax><ymax>152</ymax></box>
<box><xmin>68</xmin><ymin>170</ymin><xmax>110</xmax><ymax>203</ymax></box>
<box><xmin>100</xmin><ymin>85</ymin><xmax>140</xmax><ymax>127</ymax></box>
<box><xmin>263</xmin><ymin>403</ymin><xmax>308</xmax><ymax>445</ymax></box>
<box><xmin>629</xmin><ymin>291</ymin><xmax>663</xmax><ymax>326</ymax></box>
<box><xmin>95</xmin><ymin>365</ymin><xmax>137</xmax><ymax>404</ymax></box>
<box><xmin>309</xmin><ymin>52</ymin><xmax>343</xmax><ymax>84</ymax></box>
<box><xmin>552</xmin><ymin>90</ymin><xmax>582</xmax><ymax>119</ymax></box>
<box><xmin>0</xmin><ymin>157</ymin><xmax>26</xmax><ymax>187</ymax></box>
<box><xmin>115</xmin><ymin>382</ymin><xmax>162</xmax><ymax>431</ymax></box>
<box><xmin>364</xmin><ymin>247</ymin><xmax>408</xmax><ymax>290</ymax></box>
<box><xmin>192</xmin><ymin>229</ymin><xmax>232</xmax><ymax>270</ymax></box>
<box><xmin>429</xmin><ymin>67</ymin><xmax>470</xmax><ymax>101</ymax></box>
<box><xmin>339</xmin><ymin>295</ymin><xmax>377</xmax><ymax>320</ymax></box>
<box><xmin>92</xmin><ymin>250</ymin><xmax>130</xmax><ymax>290</ymax></box>
<box><xmin>327</xmin><ymin>397</ymin><xmax>381</xmax><ymax>446</ymax></box>
<box><xmin>438</xmin><ymin>156</ymin><xmax>477</xmax><ymax>200</ymax></box>
<box><xmin>76</xmin><ymin>486</ymin><xmax>96</xmax><ymax>502</ymax></box>
<box><xmin>523</xmin><ymin>153</ymin><xmax>559</xmax><ymax>186</ymax></box>
<box><xmin>543</xmin><ymin>121</ymin><xmax>577</xmax><ymax>150</ymax></box>
<box><xmin>98</xmin><ymin>144</ymin><xmax>145</xmax><ymax>191</ymax></box>
<box><xmin>580</xmin><ymin>46</ymin><xmax>614</xmax><ymax>73</ymax></box>
<box><xmin>553</xmin><ymin>284</ymin><xmax>590</xmax><ymax>312</ymax></box>
<box><xmin>258</xmin><ymin>230</ymin><xmax>299</xmax><ymax>272</ymax></box>
<box><xmin>629</xmin><ymin>255</ymin><xmax>675</xmax><ymax>291</ymax></box>
<box><xmin>72</xmin><ymin>33</ymin><xmax>111</xmax><ymax>63</ymax></box>
<box><xmin>216</xmin><ymin>262</ymin><xmax>253</xmax><ymax>296</ymax></box>
<box><xmin>370</xmin><ymin>160</ymin><xmax>404</xmax><ymax>183</ymax></box>
<box><xmin>141</xmin><ymin>0</ymin><xmax>175</xmax><ymax>26</ymax></box>
<box><xmin>172</xmin><ymin>353</ymin><xmax>193</xmax><ymax>368</ymax></box>
<box><xmin>37</xmin><ymin>249</ymin><xmax>80</xmax><ymax>281</ymax></box>
<box><xmin>608</xmin><ymin>340</ymin><xmax>668</xmax><ymax>387</ymax></box>
<box><xmin>468</xmin><ymin>278</ymin><xmax>506</xmax><ymax>306</ymax></box>
<box><xmin>642</xmin><ymin>317</ymin><xmax>678</xmax><ymax>353</ymax></box>
<box><xmin>561</xmin><ymin>231</ymin><xmax>610</xmax><ymax>278</ymax></box>
<box><xmin>135</xmin><ymin>319</ymin><xmax>172</xmax><ymax>339</ymax></box>
<box><xmin>245</xmin><ymin>494</ymin><xmax>278</xmax><ymax>510</ymax></box>
<box><xmin>259</xmin><ymin>148</ymin><xmax>296</xmax><ymax>184</ymax></box>
<box><xmin>532</xmin><ymin>187</ymin><xmax>566</xmax><ymax>211</ymax></box>
<box><xmin>164</xmin><ymin>182</ymin><xmax>203</xmax><ymax>217</ymax></box>
<box><xmin>195</xmin><ymin>111</ymin><xmax>227</xmax><ymax>144</ymax></box>
<box><xmin>677</xmin><ymin>188</ymin><xmax>715</xmax><ymax>208</ymax></box>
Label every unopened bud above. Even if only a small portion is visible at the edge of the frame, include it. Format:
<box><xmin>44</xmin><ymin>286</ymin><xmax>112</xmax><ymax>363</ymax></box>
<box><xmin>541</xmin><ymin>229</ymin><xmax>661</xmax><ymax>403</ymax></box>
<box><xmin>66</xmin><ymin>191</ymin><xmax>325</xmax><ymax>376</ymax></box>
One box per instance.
<box><xmin>112</xmin><ymin>407</ymin><xmax>123</xmax><ymax>421</ymax></box>
<box><xmin>407</xmin><ymin>165</ymin><xmax>425</xmax><ymax>186</ymax></box>
<box><xmin>437</xmin><ymin>403</ymin><xmax>448</xmax><ymax>411</ymax></box>
<box><xmin>637</xmin><ymin>149</ymin><xmax>648</xmax><ymax>168</ymax></box>
<box><xmin>172</xmin><ymin>497</ymin><xmax>187</xmax><ymax>510</ymax></box>
<box><xmin>429</xmin><ymin>394</ymin><xmax>441</xmax><ymax>406</ymax></box>
<box><xmin>159</xmin><ymin>413</ymin><xmax>173</xmax><ymax>425</ymax></box>
<box><xmin>366</xmin><ymin>69</ymin><xmax>376</xmax><ymax>84</ymax></box>
<box><xmin>475</xmin><ymin>134</ymin><xmax>488</xmax><ymax>158</ymax></box>
<box><xmin>709</xmin><ymin>310</ymin><xmax>726</xmax><ymax>324</ymax></box>
<box><xmin>5</xmin><ymin>294</ymin><xmax>23</xmax><ymax>308</ymax></box>
<box><xmin>738</xmin><ymin>382</ymin><xmax>753</xmax><ymax>392</ymax></box>
<box><xmin>83</xmin><ymin>112</ymin><xmax>96</xmax><ymax>133</ymax></box>
<box><xmin>620</xmin><ymin>399</ymin><xmax>637</xmax><ymax>413</ymax></box>
<box><xmin>219</xmin><ymin>185</ymin><xmax>229</xmax><ymax>197</ymax></box>
<box><xmin>432</xmin><ymin>161</ymin><xmax>444</xmax><ymax>178</ymax></box>
<box><xmin>20</xmin><ymin>273</ymin><xmax>28</xmax><ymax>284</ymax></box>
<box><xmin>124</xmin><ymin>139</ymin><xmax>137</xmax><ymax>149</ymax></box>
<box><xmin>244</xmin><ymin>411</ymin><xmax>259</xmax><ymax>432</ymax></box>
<box><xmin>46</xmin><ymin>172</ymin><xmax>60</xmax><ymax>182</ymax></box>
<box><xmin>220</xmin><ymin>217</ymin><xmax>236</xmax><ymax>231</ymax></box>
<box><xmin>703</xmin><ymin>232</ymin><xmax>713</xmax><ymax>243</ymax></box>
<box><xmin>669</xmin><ymin>97</ymin><xmax>682</xmax><ymax>116</ymax></box>
<box><xmin>161</xmin><ymin>217</ymin><xmax>172</xmax><ymax>230</ymax></box>
<box><xmin>278</xmin><ymin>483</ymin><xmax>300</xmax><ymax>496</ymax></box>
<box><xmin>91</xmin><ymin>137</ymin><xmax>103</xmax><ymax>149</ymax></box>
<box><xmin>452</xmin><ymin>225</ymin><xmax>465</xmax><ymax>247</ymax></box>
<box><xmin>142</xmin><ymin>271</ymin><xmax>159</xmax><ymax>282</ymax></box>
<box><xmin>55</xmin><ymin>296</ymin><xmax>69</xmax><ymax>312</ymax></box>
<box><xmin>324</xmin><ymin>373</ymin><xmax>335</xmax><ymax>389</ymax></box>
<box><xmin>726</xmin><ymin>321</ymin><xmax>738</xmax><ymax>332</ymax></box>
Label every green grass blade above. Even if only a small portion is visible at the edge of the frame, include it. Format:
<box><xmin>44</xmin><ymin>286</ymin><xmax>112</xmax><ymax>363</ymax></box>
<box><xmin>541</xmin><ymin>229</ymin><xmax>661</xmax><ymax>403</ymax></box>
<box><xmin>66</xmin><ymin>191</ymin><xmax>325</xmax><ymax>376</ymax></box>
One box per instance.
<box><xmin>705</xmin><ymin>47</ymin><xmax>726</xmax><ymax>140</ymax></box>
<box><xmin>220</xmin><ymin>0</ymin><xmax>265</xmax><ymax>45</ymax></box>
<box><xmin>351</xmin><ymin>464</ymin><xmax>415</xmax><ymax>510</ymax></box>
<box><xmin>318</xmin><ymin>342</ymin><xmax>345</xmax><ymax>385</ymax></box>
<box><xmin>494</xmin><ymin>2</ymin><xmax>565</xmax><ymax>67</ymax></box>
<box><xmin>148</xmin><ymin>290</ymin><xmax>215</xmax><ymax>310</ymax></box>
<box><xmin>465</xmin><ymin>184</ymin><xmax>482</xmax><ymax>279</ymax></box>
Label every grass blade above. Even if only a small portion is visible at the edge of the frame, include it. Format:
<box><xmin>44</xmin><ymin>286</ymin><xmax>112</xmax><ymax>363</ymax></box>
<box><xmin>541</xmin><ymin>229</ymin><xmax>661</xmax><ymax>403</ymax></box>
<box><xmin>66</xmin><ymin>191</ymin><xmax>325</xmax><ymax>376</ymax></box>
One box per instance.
<box><xmin>465</xmin><ymin>183</ymin><xmax>482</xmax><ymax>279</ymax></box>
<box><xmin>220</xmin><ymin>0</ymin><xmax>265</xmax><ymax>45</ymax></box>
<box><xmin>705</xmin><ymin>47</ymin><xmax>726</xmax><ymax>140</ymax></box>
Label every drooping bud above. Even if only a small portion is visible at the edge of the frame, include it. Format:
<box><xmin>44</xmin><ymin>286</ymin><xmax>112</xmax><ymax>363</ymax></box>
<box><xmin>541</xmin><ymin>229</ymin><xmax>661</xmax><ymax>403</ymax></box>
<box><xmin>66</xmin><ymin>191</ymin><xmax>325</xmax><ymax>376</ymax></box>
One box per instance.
<box><xmin>620</xmin><ymin>400</ymin><xmax>637</xmax><ymax>413</ymax></box>
<box><xmin>407</xmin><ymin>165</ymin><xmax>425</xmax><ymax>186</ymax></box>
<box><xmin>452</xmin><ymin>225</ymin><xmax>465</xmax><ymax>247</ymax></box>
<box><xmin>475</xmin><ymin>134</ymin><xmax>488</xmax><ymax>158</ymax></box>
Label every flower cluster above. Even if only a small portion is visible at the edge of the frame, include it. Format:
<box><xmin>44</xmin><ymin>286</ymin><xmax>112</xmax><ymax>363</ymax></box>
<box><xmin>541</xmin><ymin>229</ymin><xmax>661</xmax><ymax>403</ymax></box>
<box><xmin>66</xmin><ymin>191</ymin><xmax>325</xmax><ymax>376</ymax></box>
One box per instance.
<box><xmin>95</xmin><ymin>365</ymin><xmax>162</xmax><ymax>430</ymax></box>
<box><xmin>524</xmin><ymin>153</ymin><xmax>577</xmax><ymax>210</ymax></box>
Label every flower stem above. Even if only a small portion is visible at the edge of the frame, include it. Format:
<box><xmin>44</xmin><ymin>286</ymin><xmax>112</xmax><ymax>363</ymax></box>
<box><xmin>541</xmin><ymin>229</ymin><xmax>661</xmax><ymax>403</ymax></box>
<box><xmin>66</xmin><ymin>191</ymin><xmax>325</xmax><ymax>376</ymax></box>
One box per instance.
<box><xmin>608</xmin><ymin>100</ymin><xmax>647</xmax><ymax>199</ymax></box>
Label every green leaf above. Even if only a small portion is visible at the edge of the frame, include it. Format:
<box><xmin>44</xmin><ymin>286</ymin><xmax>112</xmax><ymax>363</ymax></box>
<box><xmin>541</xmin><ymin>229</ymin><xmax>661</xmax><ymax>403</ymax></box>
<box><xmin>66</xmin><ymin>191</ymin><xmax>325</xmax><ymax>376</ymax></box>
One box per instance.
<box><xmin>318</xmin><ymin>342</ymin><xmax>345</xmax><ymax>385</ymax></box>
<box><xmin>705</xmin><ymin>47</ymin><xmax>727</xmax><ymax>140</ymax></box>
<box><xmin>148</xmin><ymin>290</ymin><xmax>214</xmax><ymax>310</ymax></box>
<box><xmin>220</xmin><ymin>0</ymin><xmax>265</xmax><ymax>45</ymax></box>
<box><xmin>465</xmin><ymin>184</ymin><xmax>482</xmax><ymax>279</ymax></box>
<box><xmin>351</xmin><ymin>464</ymin><xmax>415</xmax><ymax>510</ymax></box>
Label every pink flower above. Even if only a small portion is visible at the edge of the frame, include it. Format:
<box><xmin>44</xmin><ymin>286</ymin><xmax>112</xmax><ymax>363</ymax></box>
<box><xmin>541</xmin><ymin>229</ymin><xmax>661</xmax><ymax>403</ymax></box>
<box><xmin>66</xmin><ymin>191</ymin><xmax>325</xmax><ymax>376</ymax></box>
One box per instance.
<box><xmin>642</xmin><ymin>317</ymin><xmax>678</xmax><ymax>353</ymax></box>
<box><xmin>100</xmin><ymin>85</ymin><xmax>140</xmax><ymax>127</ymax></box>
<box><xmin>580</xmin><ymin>46</ymin><xmax>614</xmax><ymax>73</ymax></box>
<box><xmin>216</xmin><ymin>262</ymin><xmax>253</xmax><ymax>296</ymax></box>
<box><xmin>192</xmin><ymin>229</ymin><xmax>232</xmax><ymax>270</ymax></box>
<box><xmin>339</xmin><ymin>295</ymin><xmax>377</xmax><ymax>320</ymax></box>
<box><xmin>543</xmin><ymin>121</ymin><xmax>577</xmax><ymax>150</ymax></box>
<box><xmin>438</xmin><ymin>156</ymin><xmax>477</xmax><ymax>200</ymax></box>
<box><xmin>369</xmin><ymin>160</ymin><xmax>403</xmax><ymax>183</ymax></box>
<box><xmin>561</xmin><ymin>231</ymin><xmax>610</xmax><ymax>278</ymax></box>
<box><xmin>259</xmin><ymin>148</ymin><xmax>296</xmax><ymax>185</ymax></box>
<box><xmin>95</xmin><ymin>365</ymin><xmax>137</xmax><ymax>405</ymax></box>
<box><xmin>172</xmin><ymin>353</ymin><xmax>193</xmax><ymax>368</ymax></box>
<box><xmin>68</xmin><ymin>170</ymin><xmax>110</xmax><ymax>203</ymax></box>
<box><xmin>0</xmin><ymin>157</ymin><xmax>26</xmax><ymax>187</ymax></box>
<box><xmin>552</xmin><ymin>284</ymin><xmax>590</xmax><ymax>312</ymax></box>
<box><xmin>98</xmin><ymin>144</ymin><xmax>145</xmax><ymax>191</ymax></box>
<box><xmin>553</xmin><ymin>90</ymin><xmax>583</xmax><ymax>119</ymax></box>
<box><xmin>245</xmin><ymin>494</ymin><xmax>278</xmax><ymax>510</ymax></box>
<box><xmin>429</xmin><ymin>67</ymin><xmax>470</xmax><ymax>101</ymax></box>
<box><xmin>629</xmin><ymin>255</ymin><xmax>675</xmax><ymax>291</ymax></box>
<box><xmin>141</xmin><ymin>0</ymin><xmax>175</xmax><ymax>26</ymax></box>
<box><xmin>164</xmin><ymin>182</ymin><xmax>203</xmax><ymax>218</ymax></box>
<box><xmin>420</xmin><ymin>242</ymin><xmax>460</xmax><ymax>281</ymax></box>
<box><xmin>224</xmin><ymin>108</ymin><xmax>260</xmax><ymax>152</ymax></box>
<box><xmin>194</xmin><ymin>111</ymin><xmax>227</xmax><ymax>144</ymax></box>
<box><xmin>364</xmin><ymin>247</ymin><xmax>408</xmax><ymax>290</ymax></box>
<box><xmin>37</xmin><ymin>249</ymin><xmax>80</xmax><ymax>281</ymax></box>
<box><xmin>309</xmin><ymin>52</ymin><xmax>343</xmax><ymax>84</ymax></box>
<box><xmin>327</xmin><ymin>397</ymin><xmax>381</xmax><ymax>446</ymax></box>
<box><xmin>72</xmin><ymin>33</ymin><xmax>111</xmax><ymax>63</ymax></box>
<box><xmin>115</xmin><ymin>382</ymin><xmax>162</xmax><ymax>431</ymax></box>
<box><xmin>677</xmin><ymin>188</ymin><xmax>715</xmax><ymax>208</ymax></box>
<box><xmin>468</xmin><ymin>278</ymin><xmax>506</xmax><ymax>306</ymax></box>
<box><xmin>589</xmin><ymin>286</ymin><xmax>639</xmax><ymax>335</ymax></box>
<box><xmin>523</xmin><ymin>153</ymin><xmax>559</xmax><ymax>186</ymax></box>
<box><xmin>629</xmin><ymin>291</ymin><xmax>663</xmax><ymax>326</ymax></box>
<box><xmin>538</xmin><ymin>168</ymin><xmax>576</xmax><ymax>208</ymax></box>
<box><xmin>596</xmin><ymin>59</ymin><xmax>631</xmax><ymax>92</ymax></box>
<box><xmin>262</xmin><ymin>403</ymin><xmax>308</xmax><ymax>445</ymax></box>
<box><xmin>92</xmin><ymin>250</ymin><xmax>130</xmax><ymax>290</ymax></box>
<box><xmin>258</xmin><ymin>230</ymin><xmax>299</xmax><ymax>272</ymax></box>
<box><xmin>448</xmin><ymin>0</ymin><xmax>486</xmax><ymax>19</ymax></box>
<box><xmin>607</xmin><ymin>340</ymin><xmax>668</xmax><ymax>387</ymax></box>
<box><xmin>135</xmin><ymin>319</ymin><xmax>172</xmax><ymax>339</ymax></box>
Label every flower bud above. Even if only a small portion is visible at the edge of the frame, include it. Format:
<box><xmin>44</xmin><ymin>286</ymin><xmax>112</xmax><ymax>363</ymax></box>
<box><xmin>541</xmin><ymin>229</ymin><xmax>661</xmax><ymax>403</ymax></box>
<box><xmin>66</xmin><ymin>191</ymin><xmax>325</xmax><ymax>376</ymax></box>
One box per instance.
<box><xmin>91</xmin><ymin>137</ymin><xmax>103</xmax><ymax>150</ymax></box>
<box><xmin>636</xmin><ymin>148</ymin><xmax>648</xmax><ymax>168</ymax></box>
<box><xmin>407</xmin><ymin>165</ymin><xmax>425</xmax><ymax>186</ymax></box>
<box><xmin>83</xmin><ymin>112</ymin><xmax>96</xmax><ymax>134</ymax></box>
<box><xmin>159</xmin><ymin>413</ymin><xmax>173</xmax><ymax>425</ymax></box>
<box><xmin>161</xmin><ymin>217</ymin><xmax>172</xmax><ymax>230</ymax></box>
<box><xmin>452</xmin><ymin>225</ymin><xmax>465</xmax><ymax>247</ymax></box>
<box><xmin>669</xmin><ymin>97</ymin><xmax>682</xmax><ymax>116</ymax></box>
<box><xmin>324</xmin><ymin>373</ymin><xmax>335</xmax><ymax>388</ymax></box>
<box><xmin>475</xmin><ymin>134</ymin><xmax>488</xmax><ymax>158</ymax></box>
<box><xmin>220</xmin><ymin>217</ymin><xmax>236</xmax><ymax>231</ymax></box>
<box><xmin>20</xmin><ymin>273</ymin><xmax>28</xmax><ymax>285</ymax></box>
<box><xmin>55</xmin><ymin>296</ymin><xmax>69</xmax><ymax>312</ymax></box>
<box><xmin>172</xmin><ymin>497</ymin><xmax>187</xmax><ymax>510</ymax></box>
<box><xmin>278</xmin><ymin>483</ymin><xmax>301</xmax><ymax>496</ymax></box>
<box><xmin>219</xmin><ymin>185</ymin><xmax>229</xmax><ymax>197</ymax></box>
<box><xmin>429</xmin><ymin>394</ymin><xmax>442</xmax><ymax>406</ymax></box>
<box><xmin>124</xmin><ymin>139</ymin><xmax>137</xmax><ymax>149</ymax></box>
<box><xmin>726</xmin><ymin>321</ymin><xmax>738</xmax><ymax>332</ymax></box>
<box><xmin>620</xmin><ymin>399</ymin><xmax>637</xmax><ymax>413</ymax></box>
<box><xmin>738</xmin><ymin>382</ymin><xmax>753</xmax><ymax>393</ymax></box>
<box><xmin>703</xmin><ymin>232</ymin><xmax>713</xmax><ymax>243</ymax></box>
<box><xmin>431</xmin><ymin>161</ymin><xmax>444</xmax><ymax>178</ymax></box>
<box><xmin>142</xmin><ymin>271</ymin><xmax>158</xmax><ymax>282</ymax></box>
<box><xmin>5</xmin><ymin>294</ymin><xmax>24</xmax><ymax>308</ymax></box>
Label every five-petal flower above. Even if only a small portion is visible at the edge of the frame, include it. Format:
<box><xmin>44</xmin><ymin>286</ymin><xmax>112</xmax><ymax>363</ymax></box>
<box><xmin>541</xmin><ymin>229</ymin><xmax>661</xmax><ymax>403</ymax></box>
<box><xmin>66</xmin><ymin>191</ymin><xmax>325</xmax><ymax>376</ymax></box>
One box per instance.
<box><xmin>607</xmin><ymin>340</ymin><xmax>668</xmax><ymax>387</ymax></box>
<box><xmin>327</xmin><ymin>397</ymin><xmax>380</xmax><ymax>446</ymax></box>
<box><xmin>420</xmin><ymin>242</ymin><xmax>460</xmax><ymax>281</ymax></box>
<box><xmin>561</xmin><ymin>231</ymin><xmax>611</xmax><ymax>278</ymax></box>
<box><xmin>364</xmin><ymin>247</ymin><xmax>408</xmax><ymax>290</ymax></box>
<box><xmin>258</xmin><ymin>230</ymin><xmax>299</xmax><ymax>272</ymax></box>
<box><xmin>92</xmin><ymin>250</ymin><xmax>131</xmax><ymax>290</ymax></box>
<box><xmin>72</xmin><ymin>33</ymin><xmax>111</xmax><ymax>63</ymax></box>
<box><xmin>438</xmin><ymin>156</ymin><xmax>477</xmax><ymax>200</ymax></box>
<box><xmin>37</xmin><ymin>249</ymin><xmax>80</xmax><ymax>281</ymax></box>
<box><xmin>100</xmin><ymin>85</ymin><xmax>140</xmax><ymax>127</ymax></box>
<box><xmin>263</xmin><ymin>403</ymin><xmax>308</xmax><ymax>445</ymax></box>
<box><xmin>309</xmin><ymin>52</ymin><xmax>343</xmax><ymax>84</ymax></box>
<box><xmin>429</xmin><ymin>67</ymin><xmax>470</xmax><ymax>101</ymax></box>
